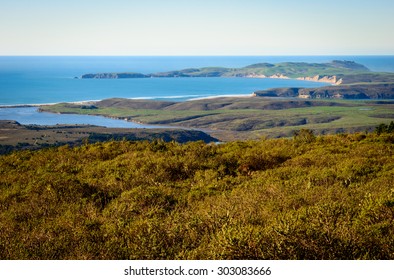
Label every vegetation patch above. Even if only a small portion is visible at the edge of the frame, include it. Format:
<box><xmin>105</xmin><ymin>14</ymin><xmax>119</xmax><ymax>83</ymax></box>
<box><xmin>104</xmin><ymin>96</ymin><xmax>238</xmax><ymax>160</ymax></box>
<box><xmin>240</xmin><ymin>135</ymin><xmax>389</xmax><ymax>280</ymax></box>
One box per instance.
<box><xmin>1</xmin><ymin>130</ymin><xmax>394</xmax><ymax>259</ymax></box>
<box><xmin>0</xmin><ymin>120</ymin><xmax>217</xmax><ymax>154</ymax></box>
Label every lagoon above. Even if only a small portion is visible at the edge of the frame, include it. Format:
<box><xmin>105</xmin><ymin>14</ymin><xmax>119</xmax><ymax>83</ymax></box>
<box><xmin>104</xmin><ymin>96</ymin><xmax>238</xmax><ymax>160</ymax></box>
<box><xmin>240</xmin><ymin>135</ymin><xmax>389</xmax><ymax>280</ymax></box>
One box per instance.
<box><xmin>0</xmin><ymin>107</ymin><xmax>165</xmax><ymax>128</ymax></box>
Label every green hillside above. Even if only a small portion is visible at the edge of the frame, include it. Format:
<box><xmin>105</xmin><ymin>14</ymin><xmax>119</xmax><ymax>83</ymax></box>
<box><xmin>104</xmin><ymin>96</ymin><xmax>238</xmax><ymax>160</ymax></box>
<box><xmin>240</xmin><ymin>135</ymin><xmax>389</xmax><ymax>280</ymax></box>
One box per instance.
<box><xmin>1</xmin><ymin>131</ymin><xmax>394</xmax><ymax>259</ymax></box>
<box><xmin>82</xmin><ymin>60</ymin><xmax>375</xmax><ymax>81</ymax></box>
<box><xmin>40</xmin><ymin>98</ymin><xmax>394</xmax><ymax>141</ymax></box>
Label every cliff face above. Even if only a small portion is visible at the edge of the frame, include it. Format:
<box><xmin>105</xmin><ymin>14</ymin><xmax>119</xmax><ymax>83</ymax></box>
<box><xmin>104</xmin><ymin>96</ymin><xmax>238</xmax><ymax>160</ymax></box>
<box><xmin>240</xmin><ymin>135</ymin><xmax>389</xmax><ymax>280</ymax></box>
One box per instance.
<box><xmin>259</xmin><ymin>74</ymin><xmax>342</xmax><ymax>85</ymax></box>
<box><xmin>245</xmin><ymin>74</ymin><xmax>290</xmax><ymax>79</ymax></box>
<box><xmin>253</xmin><ymin>84</ymin><xmax>394</xmax><ymax>99</ymax></box>
<box><xmin>296</xmin><ymin>75</ymin><xmax>342</xmax><ymax>85</ymax></box>
<box><xmin>243</xmin><ymin>74</ymin><xmax>341</xmax><ymax>84</ymax></box>
<box><xmin>268</xmin><ymin>74</ymin><xmax>290</xmax><ymax>79</ymax></box>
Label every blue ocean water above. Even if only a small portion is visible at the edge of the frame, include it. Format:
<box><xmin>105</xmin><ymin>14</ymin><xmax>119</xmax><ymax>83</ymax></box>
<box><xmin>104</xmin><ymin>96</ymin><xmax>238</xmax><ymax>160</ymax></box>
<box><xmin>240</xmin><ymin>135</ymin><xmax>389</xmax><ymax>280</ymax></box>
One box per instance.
<box><xmin>0</xmin><ymin>56</ymin><xmax>393</xmax><ymax>127</ymax></box>
<box><xmin>0</xmin><ymin>107</ymin><xmax>166</xmax><ymax>128</ymax></box>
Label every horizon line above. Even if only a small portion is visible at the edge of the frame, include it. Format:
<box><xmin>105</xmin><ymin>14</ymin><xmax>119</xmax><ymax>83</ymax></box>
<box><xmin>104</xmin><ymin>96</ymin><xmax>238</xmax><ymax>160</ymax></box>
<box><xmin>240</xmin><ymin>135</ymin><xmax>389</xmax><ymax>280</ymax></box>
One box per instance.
<box><xmin>1</xmin><ymin>54</ymin><xmax>394</xmax><ymax>57</ymax></box>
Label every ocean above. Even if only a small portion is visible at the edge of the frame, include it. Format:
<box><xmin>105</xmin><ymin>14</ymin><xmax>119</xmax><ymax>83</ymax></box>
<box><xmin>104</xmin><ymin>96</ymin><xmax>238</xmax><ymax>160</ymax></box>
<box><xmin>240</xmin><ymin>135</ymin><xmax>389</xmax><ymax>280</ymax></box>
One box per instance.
<box><xmin>1</xmin><ymin>56</ymin><xmax>393</xmax><ymax>127</ymax></box>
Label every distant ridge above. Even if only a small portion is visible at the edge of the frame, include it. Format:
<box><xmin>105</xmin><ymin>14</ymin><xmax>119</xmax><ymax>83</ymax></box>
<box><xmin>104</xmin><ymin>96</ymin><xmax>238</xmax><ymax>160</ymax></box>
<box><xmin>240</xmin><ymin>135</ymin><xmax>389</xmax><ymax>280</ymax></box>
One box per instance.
<box><xmin>81</xmin><ymin>60</ymin><xmax>371</xmax><ymax>84</ymax></box>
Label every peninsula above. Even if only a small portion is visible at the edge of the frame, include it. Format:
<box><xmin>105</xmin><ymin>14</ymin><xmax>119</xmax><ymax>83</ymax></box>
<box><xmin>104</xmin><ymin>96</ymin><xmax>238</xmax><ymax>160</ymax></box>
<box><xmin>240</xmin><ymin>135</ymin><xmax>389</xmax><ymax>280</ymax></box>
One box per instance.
<box><xmin>80</xmin><ymin>60</ymin><xmax>394</xmax><ymax>99</ymax></box>
<box><xmin>81</xmin><ymin>60</ymin><xmax>377</xmax><ymax>85</ymax></box>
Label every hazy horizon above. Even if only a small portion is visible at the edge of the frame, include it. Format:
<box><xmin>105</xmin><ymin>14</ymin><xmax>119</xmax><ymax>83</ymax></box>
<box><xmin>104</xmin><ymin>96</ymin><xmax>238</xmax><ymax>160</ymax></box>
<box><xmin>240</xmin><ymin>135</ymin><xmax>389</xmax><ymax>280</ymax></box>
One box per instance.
<box><xmin>1</xmin><ymin>0</ymin><xmax>393</xmax><ymax>56</ymax></box>
<box><xmin>2</xmin><ymin>54</ymin><xmax>394</xmax><ymax>57</ymax></box>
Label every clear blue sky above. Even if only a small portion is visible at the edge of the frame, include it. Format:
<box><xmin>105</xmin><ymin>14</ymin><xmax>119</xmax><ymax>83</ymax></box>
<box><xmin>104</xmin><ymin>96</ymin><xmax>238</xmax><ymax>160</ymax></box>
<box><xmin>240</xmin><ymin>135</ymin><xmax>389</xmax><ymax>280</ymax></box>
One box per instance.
<box><xmin>0</xmin><ymin>0</ymin><xmax>393</xmax><ymax>55</ymax></box>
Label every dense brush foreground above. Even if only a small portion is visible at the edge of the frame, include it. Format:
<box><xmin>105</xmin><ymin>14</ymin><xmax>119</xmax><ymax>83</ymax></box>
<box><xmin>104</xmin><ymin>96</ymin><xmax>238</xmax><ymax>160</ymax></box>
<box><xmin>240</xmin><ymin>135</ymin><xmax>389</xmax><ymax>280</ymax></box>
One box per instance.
<box><xmin>1</xmin><ymin>131</ymin><xmax>394</xmax><ymax>259</ymax></box>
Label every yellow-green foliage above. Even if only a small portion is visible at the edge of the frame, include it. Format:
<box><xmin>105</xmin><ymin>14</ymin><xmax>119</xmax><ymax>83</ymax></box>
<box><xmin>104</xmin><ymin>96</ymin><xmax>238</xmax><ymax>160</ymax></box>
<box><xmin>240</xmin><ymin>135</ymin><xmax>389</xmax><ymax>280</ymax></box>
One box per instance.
<box><xmin>1</xmin><ymin>133</ymin><xmax>394</xmax><ymax>259</ymax></box>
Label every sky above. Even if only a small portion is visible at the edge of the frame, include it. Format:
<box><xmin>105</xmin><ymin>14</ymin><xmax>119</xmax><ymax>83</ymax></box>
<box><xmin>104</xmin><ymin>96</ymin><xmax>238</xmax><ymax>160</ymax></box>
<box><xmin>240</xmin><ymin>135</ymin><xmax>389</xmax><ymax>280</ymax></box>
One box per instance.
<box><xmin>0</xmin><ymin>0</ymin><xmax>393</xmax><ymax>55</ymax></box>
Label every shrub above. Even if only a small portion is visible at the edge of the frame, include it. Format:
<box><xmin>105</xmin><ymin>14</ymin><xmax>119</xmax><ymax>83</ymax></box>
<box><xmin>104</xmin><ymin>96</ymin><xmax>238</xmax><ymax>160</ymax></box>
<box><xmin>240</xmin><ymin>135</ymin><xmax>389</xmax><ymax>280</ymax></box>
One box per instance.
<box><xmin>1</xmin><ymin>132</ymin><xmax>393</xmax><ymax>259</ymax></box>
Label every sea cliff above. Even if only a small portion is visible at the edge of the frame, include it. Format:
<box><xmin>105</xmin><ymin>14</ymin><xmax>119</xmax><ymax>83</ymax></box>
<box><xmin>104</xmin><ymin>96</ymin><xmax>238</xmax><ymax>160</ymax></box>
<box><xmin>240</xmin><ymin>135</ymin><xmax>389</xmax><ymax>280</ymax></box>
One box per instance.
<box><xmin>296</xmin><ymin>75</ymin><xmax>342</xmax><ymax>85</ymax></box>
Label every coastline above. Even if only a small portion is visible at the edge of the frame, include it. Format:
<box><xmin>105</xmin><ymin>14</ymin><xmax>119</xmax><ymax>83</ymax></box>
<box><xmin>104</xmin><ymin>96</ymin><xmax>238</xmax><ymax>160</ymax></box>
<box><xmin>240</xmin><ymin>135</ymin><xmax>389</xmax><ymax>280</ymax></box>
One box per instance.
<box><xmin>0</xmin><ymin>76</ymin><xmax>333</xmax><ymax>108</ymax></box>
<box><xmin>244</xmin><ymin>74</ymin><xmax>339</xmax><ymax>85</ymax></box>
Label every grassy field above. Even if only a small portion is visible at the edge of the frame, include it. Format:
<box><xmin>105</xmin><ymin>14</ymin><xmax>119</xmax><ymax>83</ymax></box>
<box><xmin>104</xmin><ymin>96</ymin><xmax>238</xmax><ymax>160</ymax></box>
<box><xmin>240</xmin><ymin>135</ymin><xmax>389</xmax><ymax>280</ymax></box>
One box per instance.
<box><xmin>40</xmin><ymin>98</ymin><xmax>394</xmax><ymax>141</ymax></box>
<box><xmin>1</xmin><ymin>131</ymin><xmax>394</xmax><ymax>259</ymax></box>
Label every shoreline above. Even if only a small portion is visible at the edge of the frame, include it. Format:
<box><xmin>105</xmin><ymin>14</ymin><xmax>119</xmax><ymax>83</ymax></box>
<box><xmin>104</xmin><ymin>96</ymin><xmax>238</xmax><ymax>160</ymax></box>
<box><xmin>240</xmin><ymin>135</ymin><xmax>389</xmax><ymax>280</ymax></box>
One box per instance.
<box><xmin>0</xmin><ymin>94</ymin><xmax>257</xmax><ymax>108</ymax></box>
<box><xmin>243</xmin><ymin>74</ymin><xmax>338</xmax><ymax>85</ymax></box>
<box><xmin>0</xmin><ymin>100</ymin><xmax>99</xmax><ymax>109</ymax></box>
